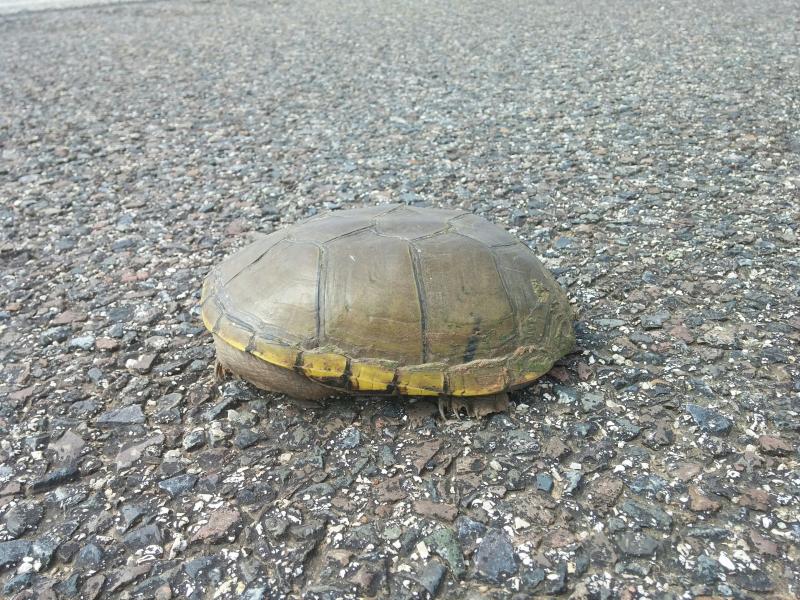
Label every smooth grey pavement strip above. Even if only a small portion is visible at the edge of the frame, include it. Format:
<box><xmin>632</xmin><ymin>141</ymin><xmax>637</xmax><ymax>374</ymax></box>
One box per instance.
<box><xmin>1</xmin><ymin>1</ymin><xmax>799</xmax><ymax>598</ymax></box>
<box><xmin>0</xmin><ymin>0</ymin><xmax>134</xmax><ymax>14</ymax></box>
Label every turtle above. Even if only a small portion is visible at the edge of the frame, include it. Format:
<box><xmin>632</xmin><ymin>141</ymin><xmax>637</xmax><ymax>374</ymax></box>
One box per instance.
<box><xmin>201</xmin><ymin>204</ymin><xmax>574</xmax><ymax>417</ymax></box>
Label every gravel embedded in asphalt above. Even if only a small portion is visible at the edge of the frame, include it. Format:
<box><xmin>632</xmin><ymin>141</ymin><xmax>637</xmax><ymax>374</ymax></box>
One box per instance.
<box><xmin>1</xmin><ymin>0</ymin><xmax>799</xmax><ymax>598</ymax></box>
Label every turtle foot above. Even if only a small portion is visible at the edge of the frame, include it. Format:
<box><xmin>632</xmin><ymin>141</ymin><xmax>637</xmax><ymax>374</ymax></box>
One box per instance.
<box><xmin>437</xmin><ymin>393</ymin><xmax>509</xmax><ymax>419</ymax></box>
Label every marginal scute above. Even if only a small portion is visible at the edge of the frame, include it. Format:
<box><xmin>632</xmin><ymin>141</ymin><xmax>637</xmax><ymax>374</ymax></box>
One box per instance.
<box><xmin>300</xmin><ymin>352</ymin><xmax>348</xmax><ymax>380</ymax></box>
<box><xmin>201</xmin><ymin>295</ymin><xmax>223</xmax><ymax>333</ymax></box>
<box><xmin>395</xmin><ymin>366</ymin><xmax>446</xmax><ymax>396</ymax></box>
<box><xmin>249</xmin><ymin>337</ymin><xmax>298</xmax><ymax>370</ymax></box>
<box><xmin>349</xmin><ymin>360</ymin><xmax>397</xmax><ymax>392</ymax></box>
<box><xmin>214</xmin><ymin>314</ymin><xmax>252</xmax><ymax>353</ymax></box>
<box><xmin>506</xmin><ymin>347</ymin><xmax>555</xmax><ymax>388</ymax></box>
<box><xmin>447</xmin><ymin>358</ymin><xmax>509</xmax><ymax>396</ymax></box>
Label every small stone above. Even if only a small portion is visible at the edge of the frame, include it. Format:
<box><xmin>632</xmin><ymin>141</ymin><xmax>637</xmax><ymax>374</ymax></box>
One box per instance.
<box><xmin>563</xmin><ymin>470</ymin><xmax>583</xmax><ymax>495</ymax></box>
<box><xmin>234</xmin><ymin>428</ymin><xmax>262</xmax><ymax>449</ymax></box>
<box><xmin>749</xmin><ymin>530</ymin><xmax>779</xmax><ymax>556</ymax></box>
<box><xmin>757</xmin><ymin>435</ymin><xmax>792</xmax><ymax>455</ymax></box>
<box><xmin>95</xmin><ymin>337</ymin><xmax>120</xmax><ymax>351</ymax></box>
<box><xmin>410</xmin><ymin>440</ymin><xmax>442</xmax><ymax>475</ymax></box>
<box><xmin>375</xmin><ymin>477</ymin><xmax>406</xmax><ymax>502</ymax></box>
<box><xmin>738</xmin><ymin>487</ymin><xmax>769</xmax><ymax>511</ymax></box>
<box><xmin>641</xmin><ymin>311</ymin><xmax>670</xmax><ymax>329</ymax></box>
<box><xmin>414</xmin><ymin>500</ymin><xmax>457</xmax><ymax>522</ymax></box>
<box><xmin>182</xmin><ymin>429</ymin><xmax>206</xmax><ymax>451</ymax></box>
<box><xmin>689</xmin><ymin>486</ymin><xmax>721</xmax><ymax>512</ymax></box>
<box><xmin>97</xmin><ymin>404</ymin><xmax>145</xmax><ymax>426</ymax></box>
<box><xmin>87</xmin><ymin>368</ymin><xmax>105</xmax><ymax>384</ymax></box>
<box><xmin>40</xmin><ymin>326</ymin><xmax>71</xmax><ymax>345</ymax></box>
<box><xmin>473</xmin><ymin>529</ymin><xmax>517</xmax><ymax>583</ymax></box>
<box><xmin>191</xmin><ymin>508</ymin><xmax>241</xmax><ymax>544</ymax></box>
<box><xmin>423</xmin><ymin>528</ymin><xmax>465</xmax><ymax>578</ymax></box>
<box><xmin>51</xmin><ymin>310</ymin><xmax>87</xmax><ymax>325</ymax></box>
<box><xmin>535</xmin><ymin>472</ymin><xmax>554</xmax><ymax>493</ymax></box>
<box><xmin>378</xmin><ymin>445</ymin><xmax>396</xmax><ymax>467</ymax></box>
<box><xmin>0</xmin><ymin>482</ymin><xmax>21</xmax><ymax>496</ymax></box>
<box><xmin>628</xmin><ymin>474</ymin><xmax>667</xmax><ymax>496</ymax></box>
<box><xmin>588</xmin><ymin>475</ymin><xmax>623</xmax><ymax>510</ymax></box>
<box><xmin>613</xmin><ymin>418</ymin><xmax>641</xmax><ymax>440</ymax></box>
<box><xmin>158</xmin><ymin>474</ymin><xmax>197</xmax><ymax>498</ymax></box>
<box><xmin>685</xmin><ymin>526</ymin><xmax>730</xmax><ymax>540</ymax></box>
<box><xmin>30</xmin><ymin>464</ymin><xmax>80</xmax><ymax>493</ymax></box>
<box><xmin>580</xmin><ymin>392</ymin><xmax>605</xmax><ymax>412</ymax></box>
<box><xmin>543</xmin><ymin>563</ymin><xmax>568</xmax><ymax>595</ymax></box>
<box><xmin>116</xmin><ymin>434</ymin><xmax>164</xmax><ymax>470</ymax></box>
<box><xmin>695</xmin><ymin>554</ymin><xmax>721</xmax><ymax>583</ymax></box>
<box><xmin>125</xmin><ymin>354</ymin><xmax>157</xmax><ymax>374</ymax></box>
<box><xmin>644</xmin><ymin>422</ymin><xmax>674</xmax><ymax>448</ymax></box>
<box><xmin>685</xmin><ymin>404</ymin><xmax>733</xmax><ymax>436</ymax></box>
<box><xmin>621</xmin><ymin>499</ymin><xmax>672</xmax><ymax>530</ymax></box>
<box><xmin>0</xmin><ymin>539</ymin><xmax>32</xmax><ymax>569</ymax></box>
<box><xmin>554</xmin><ymin>236</ymin><xmax>574</xmax><ymax>250</ymax></box>
<box><xmin>122</xmin><ymin>524</ymin><xmax>162</xmax><ymax>550</ymax></box>
<box><xmin>108</xmin><ymin>564</ymin><xmax>152</xmax><ymax>592</ymax></box>
<box><xmin>734</xmin><ymin>570</ymin><xmax>774</xmax><ymax>592</ymax></box>
<box><xmin>153</xmin><ymin>583</ymin><xmax>172</xmax><ymax>600</ymax></box>
<box><xmin>542</xmin><ymin>437</ymin><xmax>570</xmax><ymax>460</ymax></box>
<box><xmin>454</xmin><ymin>516</ymin><xmax>486</xmax><ymax>553</ymax></box>
<box><xmin>415</xmin><ymin>560</ymin><xmax>446</xmax><ymax>595</ymax></box>
<box><xmin>83</xmin><ymin>574</ymin><xmax>105</xmax><ymax>600</ymax></box>
<box><xmin>68</xmin><ymin>335</ymin><xmax>95</xmax><ymax>351</ymax></box>
<box><xmin>337</xmin><ymin>427</ymin><xmax>361</xmax><ymax>449</ymax></box>
<box><xmin>144</xmin><ymin>335</ymin><xmax>170</xmax><ymax>351</ymax></box>
<box><xmin>614</xmin><ymin>531</ymin><xmax>659</xmax><ymax>557</ymax></box>
<box><xmin>3</xmin><ymin>572</ymin><xmax>34</xmax><ymax>595</ymax></box>
<box><xmin>3</xmin><ymin>501</ymin><xmax>44</xmax><ymax>537</ymax></box>
<box><xmin>74</xmin><ymin>543</ymin><xmax>104</xmax><ymax>570</ymax></box>
<box><xmin>674</xmin><ymin>462</ymin><xmax>702</xmax><ymax>482</ymax></box>
<box><xmin>702</xmin><ymin>325</ymin><xmax>736</xmax><ymax>348</ymax></box>
<box><xmin>553</xmin><ymin>385</ymin><xmax>578</xmax><ymax>404</ymax></box>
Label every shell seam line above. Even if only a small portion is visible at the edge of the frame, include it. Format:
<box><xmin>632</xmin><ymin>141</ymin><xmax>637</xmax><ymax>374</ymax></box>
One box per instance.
<box><xmin>407</xmin><ymin>241</ymin><xmax>429</xmax><ymax>364</ymax></box>
<box><xmin>315</xmin><ymin>244</ymin><xmax>326</xmax><ymax>345</ymax></box>
<box><xmin>488</xmin><ymin>245</ymin><xmax>521</xmax><ymax>350</ymax></box>
<box><xmin>222</xmin><ymin>236</ymin><xmax>285</xmax><ymax>285</ymax></box>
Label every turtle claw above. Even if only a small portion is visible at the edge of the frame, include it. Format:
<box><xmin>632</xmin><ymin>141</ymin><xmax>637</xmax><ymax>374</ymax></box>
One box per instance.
<box><xmin>436</xmin><ymin>394</ymin><xmax>510</xmax><ymax>420</ymax></box>
<box><xmin>437</xmin><ymin>397</ymin><xmax>448</xmax><ymax>421</ymax></box>
<box><xmin>214</xmin><ymin>360</ymin><xmax>230</xmax><ymax>382</ymax></box>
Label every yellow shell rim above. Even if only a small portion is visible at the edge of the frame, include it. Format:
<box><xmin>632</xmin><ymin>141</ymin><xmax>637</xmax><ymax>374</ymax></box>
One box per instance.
<box><xmin>201</xmin><ymin>297</ymin><xmax>573</xmax><ymax>397</ymax></box>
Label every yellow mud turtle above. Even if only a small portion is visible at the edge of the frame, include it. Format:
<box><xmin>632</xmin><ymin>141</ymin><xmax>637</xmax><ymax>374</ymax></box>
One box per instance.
<box><xmin>201</xmin><ymin>204</ymin><xmax>574</xmax><ymax>416</ymax></box>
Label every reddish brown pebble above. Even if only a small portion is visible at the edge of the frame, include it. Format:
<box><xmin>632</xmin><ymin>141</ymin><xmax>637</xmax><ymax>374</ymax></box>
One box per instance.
<box><xmin>758</xmin><ymin>435</ymin><xmax>793</xmax><ymax>456</ymax></box>
<box><xmin>749</xmin><ymin>530</ymin><xmax>779</xmax><ymax>556</ymax></box>
<box><xmin>96</xmin><ymin>337</ymin><xmax>120</xmax><ymax>351</ymax></box>
<box><xmin>675</xmin><ymin>462</ymin><xmax>702</xmax><ymax>482</ymax></box>
<box><xmin>689</xmin><ymin>485</ymin><xmax>721</xmax><ymax>512</ymax></box>
<box><xmin>413</xmin><ymin>499</ymin><xmax>457</xmax><ymax>521</ymax></box>
<box><xmin>738</xmin><ymin>487</ymin><xmax>770</xmax><ymax>512</ymax></box>
<box><xmin>9</xmin><ymin>386</ymin><xmax>35</xmax><ymax>402</ymax></box>
<box><xmin>51</xmin><ymin>310</ymin><xmax>88</xmax><ymax>325</ymax></box>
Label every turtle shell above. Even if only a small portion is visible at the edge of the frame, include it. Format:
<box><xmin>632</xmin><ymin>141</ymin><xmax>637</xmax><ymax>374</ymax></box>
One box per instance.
<box><xmin>201</xmin><ymin>204</ymin><xmax>574</xmax><ymax>397</ymax></box>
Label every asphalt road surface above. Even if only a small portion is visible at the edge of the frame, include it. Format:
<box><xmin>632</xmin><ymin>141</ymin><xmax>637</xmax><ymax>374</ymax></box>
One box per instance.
<box><xmin>1</xmin><ymin>1</ymin><xmax>798</xmax><ymax>599</ymax></box>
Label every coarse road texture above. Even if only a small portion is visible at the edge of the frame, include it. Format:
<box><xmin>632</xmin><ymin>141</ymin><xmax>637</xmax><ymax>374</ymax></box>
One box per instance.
<box><xmin>1</xmin><ymin>1</ymin><xmax>799</xmax><ymax>598</ymax></box>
